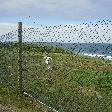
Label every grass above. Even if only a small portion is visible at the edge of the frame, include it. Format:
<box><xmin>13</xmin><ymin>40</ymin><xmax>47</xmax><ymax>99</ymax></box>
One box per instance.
<box><xmin>0</xmin><ymin>84</ymin><xmax>48</xmax><ymax>112</ymax></box>
<box><xmin>0</xmin><ymin>43</ymin><xmax>112</xmax><ymax>112</ymax></box>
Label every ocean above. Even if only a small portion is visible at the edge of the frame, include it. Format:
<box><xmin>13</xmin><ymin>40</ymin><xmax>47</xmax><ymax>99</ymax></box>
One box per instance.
<box><xmin>37</xmin><ymin>42</ymin><xmax>112</xmax><ymax>60</ymax></box>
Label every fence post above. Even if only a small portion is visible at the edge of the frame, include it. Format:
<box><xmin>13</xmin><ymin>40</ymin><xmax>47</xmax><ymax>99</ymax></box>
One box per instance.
<box><xmin>18</xmin><ymin>22</ymin><xmax>23</xmax><ymax>95</ymax></box>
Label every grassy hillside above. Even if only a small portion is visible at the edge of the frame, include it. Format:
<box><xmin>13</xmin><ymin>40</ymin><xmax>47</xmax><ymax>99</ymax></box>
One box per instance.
<box><xmin>0</xmin><ymin>43</ymin><xmax>112</xmax><ymax>112</ymax></box>
<box><xmin>0</xmin><ymin>84</ymin><xmax>49</xmax><ymax>112</ymax></box>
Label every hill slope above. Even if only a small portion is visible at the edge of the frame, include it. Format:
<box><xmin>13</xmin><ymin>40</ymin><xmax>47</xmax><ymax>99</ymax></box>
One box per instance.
<box><xmin>0</xmin><ymin>43</ymin><xmax>112</xmax><ymax>112</ymax></box>
<box><xmin>0</xmin><ymin>84</ymin><xmax>49</xmax><ymax>112</ymax></box>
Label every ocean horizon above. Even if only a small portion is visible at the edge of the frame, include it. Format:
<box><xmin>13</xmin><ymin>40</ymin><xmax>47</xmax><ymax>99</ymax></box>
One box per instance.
<box><xmin>35</xmin><ymin>42</ymin><xmax>112</xmax><ymax>60</ymax></box>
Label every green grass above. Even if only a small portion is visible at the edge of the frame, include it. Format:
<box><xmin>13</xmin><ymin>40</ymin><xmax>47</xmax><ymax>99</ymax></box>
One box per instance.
<box><xmin>0</xmin><ymin>84</ymin><xmax>48</xmax><ymax>112</ymax></box>
<box><xmin>0</xmin><ymin>43</ymin><xmax>112</xmax><ymax>112</ymax></box>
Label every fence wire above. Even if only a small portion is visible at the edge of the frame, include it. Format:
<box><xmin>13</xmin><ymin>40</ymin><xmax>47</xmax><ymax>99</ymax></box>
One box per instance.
<box><xmin>0</xmin><ymin>20</ymin><xmax>112</xmax><ymax>112</ymax></box>
<box><xmin>0</xmin><ymin>31</ymin><xmax>18</xmax><ymax>90</ymax></box>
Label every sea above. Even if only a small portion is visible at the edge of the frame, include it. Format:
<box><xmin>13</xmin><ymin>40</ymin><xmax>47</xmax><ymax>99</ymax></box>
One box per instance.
<box><xmin>36</xmin><ymin>42</ymin><xmax>112</xmax><ymax>60</ymax></box>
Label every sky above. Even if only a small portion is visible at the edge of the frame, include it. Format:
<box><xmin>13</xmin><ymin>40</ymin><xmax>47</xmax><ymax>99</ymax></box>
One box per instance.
<box><xmin>0</xmin><ymin>0</ymin><xmax>112</xmax><ymax>24</ymax></box>
<box><xmin>0</xmin><ymin>0</ymin><xmax>112</xmax><ymax>43</ymax></box>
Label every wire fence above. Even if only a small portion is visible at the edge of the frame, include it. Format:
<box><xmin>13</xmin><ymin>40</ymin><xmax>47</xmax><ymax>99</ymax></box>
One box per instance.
<box><xmin>0</xmin><ymin>20</ymin><xmax>112</xmax><ymax>112</ymax></box>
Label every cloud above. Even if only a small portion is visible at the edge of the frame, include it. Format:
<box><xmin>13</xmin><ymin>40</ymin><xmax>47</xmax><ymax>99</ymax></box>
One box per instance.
<box><xmin>0</xmin><ymin>23</ymin><xmax>29</xmax><ymax>35</ymax></box>
<box><xmin>0</xmin><ymin>23</ymin><xmax>17</xmax><ymax>35</ymax></box>
<box><xmin>0</xmin><ymin>20</ymin><xmax>112</xmax><ymax>43</ymax></box>
<box><xmin>0</xmin><ymin>0</ymin><xmax>111</xmax><ymax>20</ymax></box>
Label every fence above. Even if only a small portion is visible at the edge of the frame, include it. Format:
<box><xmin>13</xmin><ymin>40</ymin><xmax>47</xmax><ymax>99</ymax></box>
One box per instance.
<box><xmin>0</xmin><ymin>20</ymin><xmax>112</xmax><ymax>112</ymax></box>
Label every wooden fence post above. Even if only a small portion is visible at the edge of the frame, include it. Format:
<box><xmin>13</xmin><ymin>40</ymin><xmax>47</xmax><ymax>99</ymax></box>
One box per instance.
<box><xmin>18</xmin><ymin>22</ymin><xmax>23</xmax><ymax>95</ymax></box>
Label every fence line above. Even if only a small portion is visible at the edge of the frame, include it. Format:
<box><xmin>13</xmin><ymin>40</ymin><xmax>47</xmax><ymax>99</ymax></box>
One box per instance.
<box><xmin>0</xmin><ymin>20</ymin><xmax>112</xmax><ymax>112</ymax></box>
<box><xmin>17</xmin><ymin>22</ymin><xmax>58</xmax><ymax>112</ymax></box>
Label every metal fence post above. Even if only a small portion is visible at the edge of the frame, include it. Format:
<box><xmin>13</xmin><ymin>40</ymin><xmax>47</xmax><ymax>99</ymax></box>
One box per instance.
<box><xmin>18</xmin><ymin>22</ymin><xmax>23</xmax><ymax>95</ymax></box>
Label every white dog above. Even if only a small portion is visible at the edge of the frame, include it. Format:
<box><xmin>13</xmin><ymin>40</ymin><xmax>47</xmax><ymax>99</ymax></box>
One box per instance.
<box><xmin>43</xmin><ymin>55</ymin><xmax>53</xmax><ymax>70</ymax></box>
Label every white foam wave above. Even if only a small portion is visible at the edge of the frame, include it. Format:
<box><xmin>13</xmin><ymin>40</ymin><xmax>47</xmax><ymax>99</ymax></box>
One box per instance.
<box><xmin>83</xmin><ymin>53</ymin><xmax>112</xmax><ymax>60</ymax></box>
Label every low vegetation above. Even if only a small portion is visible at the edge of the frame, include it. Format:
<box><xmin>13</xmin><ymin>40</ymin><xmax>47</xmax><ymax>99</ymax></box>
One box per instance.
<box><xmin>0</xmin><ymin>43</ymin><xmax>112</xmax><ymax>112</ymax></box>
<box><xmin>0</xmin><ymin>84</ymin><xmax>48</xmax><ymax>112</ymax></box>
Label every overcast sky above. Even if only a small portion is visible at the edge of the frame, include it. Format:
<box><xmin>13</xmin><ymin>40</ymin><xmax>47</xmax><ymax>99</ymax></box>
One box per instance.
<box><xmin>0</xmin><ymin>0</ymin><xmax>112</xmax><ymax>24</ymax></box>
<box><xmin>0</xmin><ymin>0</ymin><xmax>112</xmax><ymax>43</ymax></box>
